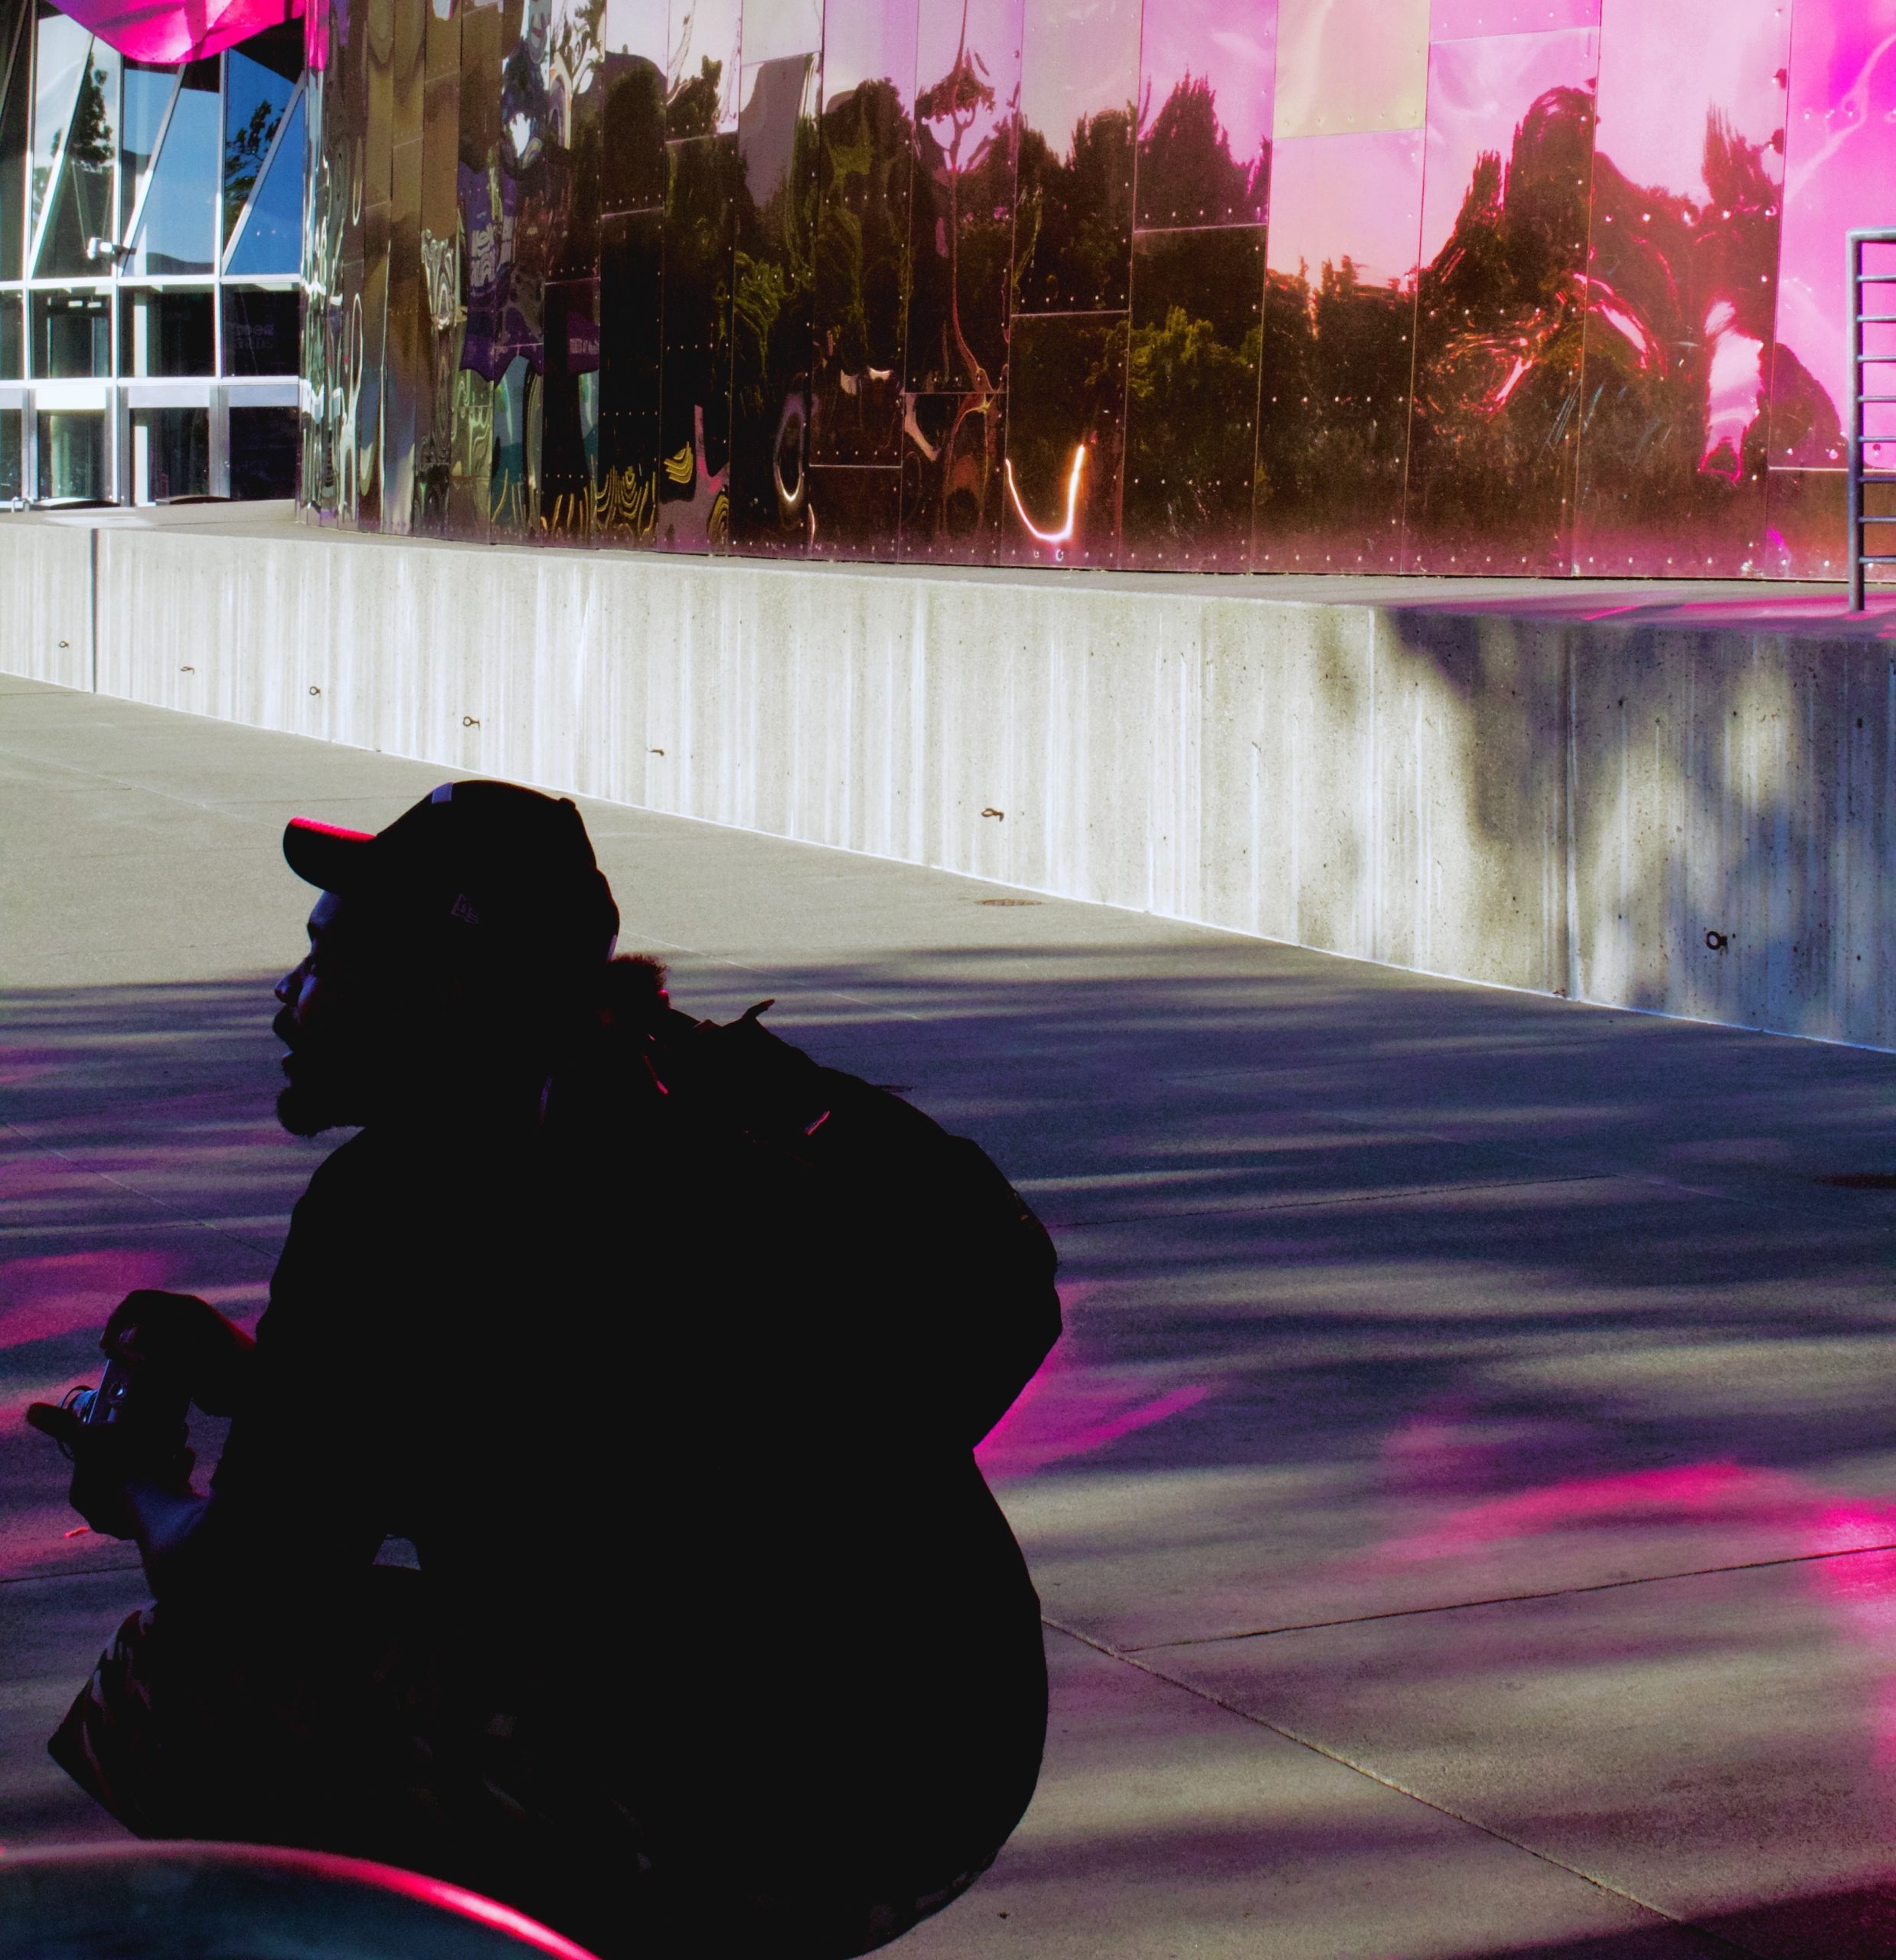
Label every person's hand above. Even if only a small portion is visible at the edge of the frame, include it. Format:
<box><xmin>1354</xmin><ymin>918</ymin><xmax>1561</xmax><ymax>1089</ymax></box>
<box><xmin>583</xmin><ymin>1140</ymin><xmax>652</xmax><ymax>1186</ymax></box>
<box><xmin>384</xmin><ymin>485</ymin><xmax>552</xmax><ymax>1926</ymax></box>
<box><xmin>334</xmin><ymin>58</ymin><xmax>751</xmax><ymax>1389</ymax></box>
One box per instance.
<box><xmin>103</xmin><ymin>1290</ymin><xmax>256</xmax><ymax>1416</ymax></box>
<box><xmin>24</xmin><ymin>1400</ymin><xmax>194</xmax><ymax>1540</ymax></box>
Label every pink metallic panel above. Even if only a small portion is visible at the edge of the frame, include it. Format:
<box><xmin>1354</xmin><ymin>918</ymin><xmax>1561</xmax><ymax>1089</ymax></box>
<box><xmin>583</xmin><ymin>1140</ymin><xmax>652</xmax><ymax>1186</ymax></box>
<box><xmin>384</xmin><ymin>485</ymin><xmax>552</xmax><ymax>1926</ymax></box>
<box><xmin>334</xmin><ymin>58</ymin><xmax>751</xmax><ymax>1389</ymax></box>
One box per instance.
<box><xmin>52</xmin><ymin>0</ymin><xmax>299</xmax><ymax>68</ymax></box>
<box><xmin>1274</xmin><ymin>0</ymin><xmax>1427</xmax><ymax>139</ymax></box>
<box><xmin>1774</xmin><ymin>0</ymin><xmax>1896</xmax><ymax>470</ymax></box>
<box><xmin>1265</xmin><ymin>126</ymin><xmax>1423</xmax><ymax>290</ymax></box>
<box><xmin>1574</xmin><ymin>0</ymin><xmax>1792</xmax><ymax>577</ymax></box>
<box><xmin>1134</xmin><ymin>0</ymin><xmax>1275</xmax><ymax>228</ymax></box>
<box><xmin>1418</xmin><ymin>25</ymin><xmax>1594</xmax><ymax>266</ymax></box>
<box><xmin>1015</xmin><ymin>0</ymin><xmax>1141</xmax><ymax>309</ymax></box>
<box><xmin>1405</xmin><ymin>28</ymin><xmax>1596</xmax><ymax>573</ymax></box>
<box><xmin>1255</xmin><ymin>128</ymin><xmax>1422</xmax><ymax>571</ymax></box>
<box><xmin>1430</xmin><ymin>0</ymin><xmax>1597</xmax><ymax>41</ymax></box>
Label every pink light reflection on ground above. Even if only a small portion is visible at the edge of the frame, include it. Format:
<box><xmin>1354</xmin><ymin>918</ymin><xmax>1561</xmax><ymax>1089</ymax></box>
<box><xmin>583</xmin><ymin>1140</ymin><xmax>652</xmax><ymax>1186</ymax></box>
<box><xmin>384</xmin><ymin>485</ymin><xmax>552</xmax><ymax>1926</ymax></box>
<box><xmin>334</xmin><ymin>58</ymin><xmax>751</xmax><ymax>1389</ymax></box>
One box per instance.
<box><xmin>0</xmin><ymin>1048</ymin><xmax>60</xmax><ymax>1088</ymax></box>
<box><xmin>1369</xmin><ymin>1451</ymin><xmax>1896</xmax><ymax>1772</ymax></box>
<box><xmin>975</xmin><ymin>1285</ymin><xmax>1210</xmax><ymax>1481</ymax></box>
<box><xmin>0</xmin><ymin>1250</ymin><xmax>177</xmax><ymax>1351</ymax></box>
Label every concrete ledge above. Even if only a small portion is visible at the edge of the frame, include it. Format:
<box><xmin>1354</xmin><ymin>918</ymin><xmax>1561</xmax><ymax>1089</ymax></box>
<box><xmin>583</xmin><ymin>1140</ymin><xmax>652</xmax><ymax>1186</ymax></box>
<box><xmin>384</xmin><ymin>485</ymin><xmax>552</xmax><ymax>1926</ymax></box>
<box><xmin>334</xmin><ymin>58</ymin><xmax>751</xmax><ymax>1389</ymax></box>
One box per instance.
<box><xmin>8</xmin><ymin>508</ymin><xmax>1896</xmax><ymax>1047</ymax></box>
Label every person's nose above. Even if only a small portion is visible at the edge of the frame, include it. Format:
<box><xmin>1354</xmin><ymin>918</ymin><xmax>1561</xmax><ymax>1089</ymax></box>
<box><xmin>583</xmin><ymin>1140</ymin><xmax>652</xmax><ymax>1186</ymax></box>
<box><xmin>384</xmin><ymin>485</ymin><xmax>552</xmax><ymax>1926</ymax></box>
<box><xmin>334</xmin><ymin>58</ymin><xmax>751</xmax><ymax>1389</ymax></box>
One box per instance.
<box><xmin>275</xmin><ymin>957</ymin><xmax>305</xmax><ymax>1006</ymax></box>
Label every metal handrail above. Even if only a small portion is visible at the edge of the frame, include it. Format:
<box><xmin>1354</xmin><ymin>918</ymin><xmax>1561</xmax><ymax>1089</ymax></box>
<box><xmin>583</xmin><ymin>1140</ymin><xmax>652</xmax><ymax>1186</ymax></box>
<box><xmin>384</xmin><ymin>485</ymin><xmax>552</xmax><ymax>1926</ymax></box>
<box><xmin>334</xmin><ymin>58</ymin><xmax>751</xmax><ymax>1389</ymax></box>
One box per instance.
<box><xmin>1848</xmin><ymin>229</ymin><xmax>1896</xmax><ymax>609</ymax></box>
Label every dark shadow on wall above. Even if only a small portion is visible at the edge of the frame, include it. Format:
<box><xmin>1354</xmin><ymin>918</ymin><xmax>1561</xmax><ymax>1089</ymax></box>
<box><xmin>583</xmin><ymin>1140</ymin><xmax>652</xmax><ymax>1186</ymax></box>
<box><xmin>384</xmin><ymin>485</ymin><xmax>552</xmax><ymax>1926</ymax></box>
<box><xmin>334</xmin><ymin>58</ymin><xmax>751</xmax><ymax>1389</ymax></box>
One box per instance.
<box><xmin>1368</xmin><ymin>598</ymin><xmax>1896</xmax><ymax>1046</ymax></box>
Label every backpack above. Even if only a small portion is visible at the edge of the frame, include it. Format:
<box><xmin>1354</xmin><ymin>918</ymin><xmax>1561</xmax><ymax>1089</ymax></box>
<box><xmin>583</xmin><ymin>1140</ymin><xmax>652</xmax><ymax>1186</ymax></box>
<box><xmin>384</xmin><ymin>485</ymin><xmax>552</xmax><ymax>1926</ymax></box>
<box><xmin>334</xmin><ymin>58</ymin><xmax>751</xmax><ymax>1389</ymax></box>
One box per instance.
<box><xmin>641</xmin><ymin>995</ymin><xmax>1061</xmax><ymax>1450</ymax></box>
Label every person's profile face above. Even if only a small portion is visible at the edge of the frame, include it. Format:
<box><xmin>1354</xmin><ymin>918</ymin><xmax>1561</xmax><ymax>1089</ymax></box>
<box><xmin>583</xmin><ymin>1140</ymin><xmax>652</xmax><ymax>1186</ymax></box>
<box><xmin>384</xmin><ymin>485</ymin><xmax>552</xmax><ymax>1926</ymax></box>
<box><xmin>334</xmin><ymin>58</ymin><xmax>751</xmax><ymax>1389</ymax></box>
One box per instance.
<box><xmin>272</xmin><ymin>891</ymin><xmax>416</xmax><ymax>1135</ymax></box>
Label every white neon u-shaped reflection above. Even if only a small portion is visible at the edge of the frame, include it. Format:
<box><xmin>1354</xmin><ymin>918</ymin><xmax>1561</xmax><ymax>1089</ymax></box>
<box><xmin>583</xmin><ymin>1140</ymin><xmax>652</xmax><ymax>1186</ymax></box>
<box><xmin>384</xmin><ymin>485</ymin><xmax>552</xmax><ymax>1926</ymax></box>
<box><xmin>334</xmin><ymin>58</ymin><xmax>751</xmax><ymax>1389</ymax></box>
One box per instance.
<box><xmin>1004</xmin><ymin>445</ymin><xmax>1086</xmax><ymax>544</ymax></box>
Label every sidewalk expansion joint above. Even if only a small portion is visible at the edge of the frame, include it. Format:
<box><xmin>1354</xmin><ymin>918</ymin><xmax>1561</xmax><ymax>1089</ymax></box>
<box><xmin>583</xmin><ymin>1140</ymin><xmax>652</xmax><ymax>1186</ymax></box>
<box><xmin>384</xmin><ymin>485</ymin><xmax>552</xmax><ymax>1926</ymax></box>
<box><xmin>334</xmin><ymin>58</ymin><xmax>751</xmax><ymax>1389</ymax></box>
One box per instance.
<box><xmin>1042</xmin><ymin>1614</ymin><xmax>1761</xmax><ymax>1957</ymax></box>
<box><xmin>1119</xmin><ymin>1537</ymin><xmax>1896</xmax><ymax>1651</ymax></box>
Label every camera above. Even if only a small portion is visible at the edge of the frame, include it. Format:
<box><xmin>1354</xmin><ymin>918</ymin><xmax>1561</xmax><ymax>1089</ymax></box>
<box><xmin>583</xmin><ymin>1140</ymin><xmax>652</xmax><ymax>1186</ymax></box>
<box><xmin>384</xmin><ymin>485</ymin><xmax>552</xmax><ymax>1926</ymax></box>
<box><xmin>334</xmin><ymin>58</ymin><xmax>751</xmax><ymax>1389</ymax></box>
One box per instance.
<box><xmin>57</xmin><ymin>1344</ymin><xmax>192</xmax><ymax>1458</ymax></box>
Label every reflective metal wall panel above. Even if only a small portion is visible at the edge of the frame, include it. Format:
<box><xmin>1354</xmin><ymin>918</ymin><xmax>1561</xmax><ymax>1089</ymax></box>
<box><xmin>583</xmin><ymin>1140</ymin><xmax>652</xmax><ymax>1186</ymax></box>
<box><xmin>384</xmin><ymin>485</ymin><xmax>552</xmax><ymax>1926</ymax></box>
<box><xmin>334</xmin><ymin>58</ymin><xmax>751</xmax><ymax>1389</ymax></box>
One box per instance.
<box><xmin>904</xmin><ymin>0</ymin><xmax>1020</xmax><ymax>394</ymax></box>
<box><xmin>808</xmin><ymin>459</ymin><xmax>899</xmax><ymax>556</ymax></box>
<box><xmin>667</xmin><ymin>0</ymin><xmax>741</xmax><ymax>132</ymax></box>
<box><xmin>275</xmin><ymin>0</ymin><xmax>1896</xmax><ymax>583</ymax></box>
<box><xmin>1013</xmin><ymin>0</ymin><xmax>1139</xmax><ymax>312</ymax></box>
<box><xmin>658</xmin><ymin>131</ymin><xmax>735</xmax><ymax>547</ymax></box>
<box><xmin>596</xmin><ymin>205</ymin><xmax>663</xmax><ymax>537</ymax></box>
<box><xmin>1134</xmin><ymin>0</ymin><xmax>1274</xmax><ymax>230</ymax></box>
<box><xmin>1254</xmin><ymin>127</ymin><xmax>1421</xmax><ymax>570</ymax></box>
<box><xmin>728</xmin><ymin>52</ymin><xmax>817</xmax><ymax>550</ymax></box>
<box><xmin>741</xmin><ymin>0</ymin><xmax>821</xmax><ymax>65</ymax></box>
<box><xmin>811</xmin><ymin>0</ymin><xmax>914</xmax><ymax>464</ymax></box>
<box><xmin>416</xmin><ymin>54</ymin><xmax>462</xmax><ymax>531</ymax></box>
<box><xmin>900</xmin><ymin>387</ymin><xmax>1005</xmax><ymax>559</ymax></box>
<box><xmin>384</xmin><ymin>126</ymin><xmax>423</xmax><ymax>530</ymax></box>
<box><xmin>357</xmin><ymin>198</ymin><xmax>390</xmax><ymax>524</ymax></box>
<box><xmin>1764</xmin><ymin>466</ymin><xmax>1849</xmax><ymax>581</ymax></box>
<box><xmin>1774</xmin><ymin>0</ymin><xmax>1888</xmax><ymax>479</ymax></box>
<box><xmin>1001</xmin><ymin>310</ymin><xmax>1124</xmax><ymax>564</ymax></box>
<box><xmin>1403</xmin><ymin>26</ymin><xmax>1594</xmax><ymax>573</ymax></box>
<box><xmin>1431</xmin><ymin>0</ymin><xmax>1597</xmax><ymax>38</ymax></box>
<box><xmin>0</xmin><ymin>13</ymin><xmax>30</xmax><ymax>281</ymax></box>
<box><xmin>1274</xmin><ymin>0</ymin><xmax>1426</xmax><ymax>139</ymax></box>
<box><xmin>1121</xmin><ymin>225</ymin><xmax>1261</xmax><ymax>569</ymax></box>
<box><xmin>1572</xmin><ymin>0</ymin><xmax>1790</xmax><ymax>577</ymax></box>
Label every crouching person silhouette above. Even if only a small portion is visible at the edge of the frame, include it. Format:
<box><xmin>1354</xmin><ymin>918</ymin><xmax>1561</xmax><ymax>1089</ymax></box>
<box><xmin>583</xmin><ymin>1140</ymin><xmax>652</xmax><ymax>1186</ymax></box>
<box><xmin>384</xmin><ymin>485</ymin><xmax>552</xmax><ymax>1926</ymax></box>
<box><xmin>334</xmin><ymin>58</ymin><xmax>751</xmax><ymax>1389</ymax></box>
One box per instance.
<box><xmin>29</xmin><ymin>780</ymin><xmax>1060</xmax><ymax>1959</ymax></box>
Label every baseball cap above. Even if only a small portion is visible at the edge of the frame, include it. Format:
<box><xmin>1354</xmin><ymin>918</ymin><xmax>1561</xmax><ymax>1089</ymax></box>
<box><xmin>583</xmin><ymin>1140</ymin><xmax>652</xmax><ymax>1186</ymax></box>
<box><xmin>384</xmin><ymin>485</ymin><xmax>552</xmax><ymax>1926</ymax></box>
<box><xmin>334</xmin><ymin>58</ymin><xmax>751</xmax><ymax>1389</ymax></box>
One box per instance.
<box><xmin>283</xmin><ymin>779</ymin><xmax>620</xmax><ymax>964</ymax></box>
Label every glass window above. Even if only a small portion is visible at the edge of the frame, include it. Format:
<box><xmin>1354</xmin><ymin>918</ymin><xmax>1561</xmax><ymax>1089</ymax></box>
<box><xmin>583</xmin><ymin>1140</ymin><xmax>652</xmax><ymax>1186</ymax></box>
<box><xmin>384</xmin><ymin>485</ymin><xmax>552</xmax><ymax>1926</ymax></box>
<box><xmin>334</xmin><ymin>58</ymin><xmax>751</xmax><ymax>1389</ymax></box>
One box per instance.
<box><xmin>222</xmin><ymin>285</ymin><xmax>298</xmax><ymax>373</ymax></box>
<box><xmin>223</xmin><ymin>37</ymin><xmax>298</xmax><ymax>247</ymax></box>
<box><xmin>0</xmin><ymin>410</ymin><xmax>21</xmax><ymax>500</ymax></box>
<box><xmin>226</xmin><ymin>88</ymin><xmax>303</xmax><ymax>274</ymax></box>
<box><xmin>30</xmin><ymin>2</ymin><xmax>90</xmax><ymax>240</ymax></box>
<box><xmin>127</xmin><ymin>55</ymin><xmax>217</xmax><ymax>274</ymax></box>
<box><xmin>131</xmin><ymin>404</ymin><xmax>208</xmax><ymax>501</ymax></box>
<box><xmin>31</xmin><ymin>289</ymin><xmax>109</xmax><ymax>377</ymax></box>
<box><xmin>37</xmin><ymin>408</ymin><xmax>104</xmax><ymax>499</ymax></box>
<box><xmin>0</xmin><ymin>292</ymin><xmax>20</xmax><ymax>377</ymax></box>
<box><xmin>120</xmin><ymin>287</ymin><xmax>213</xmax><ymax>375</ymax></box>
<box><xmin>39</xmin><ymin>39</ymin><xmax>121</xmax><ymax>278</ymax></box>
<box><xmin>229</xmin><ymin>403</ymin><xmax>297</xmax><ymax>497</ymax></box>
<box><xmin>120</xmin><ymin>62</ymin><xmax>176</xmax><ymax>238</ymax></box>
<box><xmin>0</xmin><ymin>7</ymin><xmax>29</xmax><ymax>279</ymax></box>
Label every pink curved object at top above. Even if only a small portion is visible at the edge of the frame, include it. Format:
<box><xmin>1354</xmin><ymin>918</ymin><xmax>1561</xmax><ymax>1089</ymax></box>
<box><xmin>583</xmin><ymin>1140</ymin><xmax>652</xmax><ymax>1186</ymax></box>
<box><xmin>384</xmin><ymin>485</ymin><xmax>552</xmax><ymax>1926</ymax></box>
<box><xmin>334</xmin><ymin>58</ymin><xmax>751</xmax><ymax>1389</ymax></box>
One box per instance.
<box><xmin>48</xmin><ymin>0</ymin><xmax>301</xmax><ymax>67</ymax></box>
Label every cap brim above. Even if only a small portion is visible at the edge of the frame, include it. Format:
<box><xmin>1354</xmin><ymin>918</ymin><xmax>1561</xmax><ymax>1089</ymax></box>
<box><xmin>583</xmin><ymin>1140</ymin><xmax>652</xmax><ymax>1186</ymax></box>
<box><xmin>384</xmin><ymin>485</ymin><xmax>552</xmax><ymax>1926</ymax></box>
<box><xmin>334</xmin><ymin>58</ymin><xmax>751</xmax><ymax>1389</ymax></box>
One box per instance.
<box><xmin>284</xmin><ymin>816</ymin><xmax>376</xmax><ymax>892</ymax></box>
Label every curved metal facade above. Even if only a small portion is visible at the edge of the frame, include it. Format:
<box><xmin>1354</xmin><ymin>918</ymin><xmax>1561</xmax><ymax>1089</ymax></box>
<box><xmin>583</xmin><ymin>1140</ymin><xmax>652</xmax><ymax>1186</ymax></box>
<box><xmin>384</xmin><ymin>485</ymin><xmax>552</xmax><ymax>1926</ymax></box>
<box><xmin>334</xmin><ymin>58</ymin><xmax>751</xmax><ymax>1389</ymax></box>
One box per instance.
<box><xmin>299</xmin><ymin>0</ymin><xmax>1895</xmax><ymax>580</ymax></box>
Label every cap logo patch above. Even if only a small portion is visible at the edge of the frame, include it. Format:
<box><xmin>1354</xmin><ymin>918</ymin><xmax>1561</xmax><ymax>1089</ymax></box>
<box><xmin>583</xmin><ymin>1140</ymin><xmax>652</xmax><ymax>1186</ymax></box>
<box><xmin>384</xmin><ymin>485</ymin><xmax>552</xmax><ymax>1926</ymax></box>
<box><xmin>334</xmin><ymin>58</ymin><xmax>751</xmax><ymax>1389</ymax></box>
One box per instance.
<box><xmin>432</xmin><ymin>782</ymin><xmax>455</xmax><ymax>804</ymax></box>
<box><xmin>449</xmin><ymin>893</ymin><xmax>481</xmax><ymax>926</ymax></box>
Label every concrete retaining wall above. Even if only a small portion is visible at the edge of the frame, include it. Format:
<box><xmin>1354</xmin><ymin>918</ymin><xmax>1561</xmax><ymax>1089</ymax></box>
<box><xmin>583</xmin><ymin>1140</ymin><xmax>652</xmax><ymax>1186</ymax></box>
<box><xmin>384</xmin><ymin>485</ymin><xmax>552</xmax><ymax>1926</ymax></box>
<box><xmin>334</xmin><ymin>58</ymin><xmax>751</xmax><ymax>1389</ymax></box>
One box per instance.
<box><xmin>5</xmin><ymin>512</ymin><xmax>1891</xmax><ymax>1047</ymax></box>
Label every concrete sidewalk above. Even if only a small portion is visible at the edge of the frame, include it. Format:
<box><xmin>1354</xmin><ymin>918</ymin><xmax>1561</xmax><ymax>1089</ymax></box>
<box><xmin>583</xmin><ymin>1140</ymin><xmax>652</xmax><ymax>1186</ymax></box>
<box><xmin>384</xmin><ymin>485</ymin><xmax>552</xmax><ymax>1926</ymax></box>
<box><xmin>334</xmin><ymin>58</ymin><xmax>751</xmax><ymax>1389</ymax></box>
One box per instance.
<box><xmin>8</xmin><ymin>675</ymin><xmax>1896</xmax><ymax>1956</ymax></box>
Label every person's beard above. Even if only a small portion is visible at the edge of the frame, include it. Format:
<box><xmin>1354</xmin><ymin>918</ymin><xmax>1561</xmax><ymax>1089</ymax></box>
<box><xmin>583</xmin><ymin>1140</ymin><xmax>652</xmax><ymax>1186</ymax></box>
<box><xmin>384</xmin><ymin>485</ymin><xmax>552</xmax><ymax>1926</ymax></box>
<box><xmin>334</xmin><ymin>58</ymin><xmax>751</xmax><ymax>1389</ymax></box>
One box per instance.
<box><xmin>274</xmin><ymin>1007</ymin><xmax>374</xmax><ymax>1136</ymax></box>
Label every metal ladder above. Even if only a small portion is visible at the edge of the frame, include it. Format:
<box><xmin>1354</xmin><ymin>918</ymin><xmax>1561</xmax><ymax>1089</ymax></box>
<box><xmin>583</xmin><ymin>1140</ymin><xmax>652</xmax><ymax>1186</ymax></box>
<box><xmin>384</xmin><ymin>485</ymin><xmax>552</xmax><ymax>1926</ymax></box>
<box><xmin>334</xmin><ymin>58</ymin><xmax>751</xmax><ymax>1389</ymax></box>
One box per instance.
<box><xmin>1849</xmin><ymin>228</ymin><xmax>1896</xmax><ymax>609</ymax></box>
